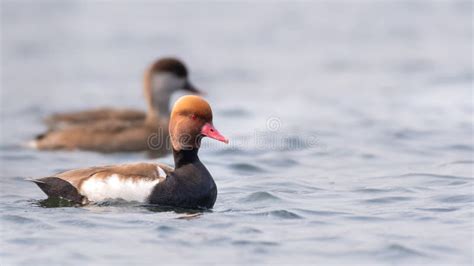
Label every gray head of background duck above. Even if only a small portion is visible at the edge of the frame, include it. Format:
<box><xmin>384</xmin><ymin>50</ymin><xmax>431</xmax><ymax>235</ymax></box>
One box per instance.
<box><xmin>144</xmin><ymin>58</ymin><xmax>200</xmax><ymax>123</ymax></box>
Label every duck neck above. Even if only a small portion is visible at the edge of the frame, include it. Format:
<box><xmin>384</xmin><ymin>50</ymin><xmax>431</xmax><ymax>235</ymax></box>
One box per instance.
<box><xmin>153</xmin><ymin>94</ymin><xmax>171</xmax><ymax>117</ymax></box>
<box><xmin>145</xmin><ymin>95</ymin><xmax>170</xmax><ymax>125</ymax></box>
<box><xmin>173</xmin><ymin>148</ymin><xmax>200</xmax><ymax>169</ymax></box>
<box><xmin>144</xmin><ymin>76</ymin><xmax>174</xmax><ymax>124</ymax></box>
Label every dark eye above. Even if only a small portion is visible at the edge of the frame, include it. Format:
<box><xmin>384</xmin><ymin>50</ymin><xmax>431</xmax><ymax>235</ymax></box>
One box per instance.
<box><xmin>191</xmin><ymin>114</ymin><xmax>197</xmax><ymax>120</ymax></box>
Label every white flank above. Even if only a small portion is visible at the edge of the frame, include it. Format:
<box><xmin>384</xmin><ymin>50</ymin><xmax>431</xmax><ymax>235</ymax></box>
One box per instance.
<box><xmin>80</xmin><ymin>174</ymin><xmax>161</xmax><ymax>203</ymax></box>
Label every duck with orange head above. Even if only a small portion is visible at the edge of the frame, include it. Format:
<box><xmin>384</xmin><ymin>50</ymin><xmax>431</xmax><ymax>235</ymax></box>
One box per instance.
<box><xmin>32</xmin><ymin>95</ymin><xmax>228</xmax><ymax>209</ymax></box>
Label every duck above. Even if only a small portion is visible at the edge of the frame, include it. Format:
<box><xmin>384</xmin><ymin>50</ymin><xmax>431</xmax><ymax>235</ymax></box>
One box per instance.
<box><xmin>44</xmin><ymin>57</ymin><xmax>200</xmax><ymax>130</ymax></box>
<box><xmin>30</xmin><ymin>58</ymin><xmax>200</xmax><ymax>156</ymax></box>
<box><xmin>32</xmin><ymin>95</ymin><xmax>228</xmax><ymax>209</ymax></box>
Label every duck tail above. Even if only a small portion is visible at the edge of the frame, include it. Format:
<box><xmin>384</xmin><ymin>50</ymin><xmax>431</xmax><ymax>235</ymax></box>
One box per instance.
<box><xmin>30</xmin><ymin>177</ymin><xmax>87</xmax><ymax>204</ymax></box>
<box><xmin>29</xmin><ymin>177</ymin><xmax>56</xmax><ymax>195</ymax></box>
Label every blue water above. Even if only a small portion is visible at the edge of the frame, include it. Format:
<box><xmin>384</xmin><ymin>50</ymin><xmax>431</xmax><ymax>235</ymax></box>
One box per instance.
<box><xmin>1</xmin><ymin>1</ymin><xmax>473</xmax><ymax>265</ymax></box>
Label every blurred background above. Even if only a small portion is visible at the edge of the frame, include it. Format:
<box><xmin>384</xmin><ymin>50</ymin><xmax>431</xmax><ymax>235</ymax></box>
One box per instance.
<box><xmin>1</xmin><ymin>1</ymin><xmax>473</xmax><ymax>265</ymax></box>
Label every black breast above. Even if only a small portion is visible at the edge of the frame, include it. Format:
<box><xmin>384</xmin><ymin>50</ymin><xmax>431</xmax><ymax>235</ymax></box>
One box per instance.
<box><xmin>148</xmin><ymin>149</ymin><xmax>217</xmax><ymax>209</ymax></box>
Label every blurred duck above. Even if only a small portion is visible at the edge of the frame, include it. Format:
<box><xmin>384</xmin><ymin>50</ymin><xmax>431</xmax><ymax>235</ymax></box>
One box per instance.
<box><xmin>45</xmin><ymin>57</ymin><xmax>200</xmax><ymax>129</ymax></box>
<box><xmin>31</xmin><ymin>58</ymin><xmax>200</xmax><ymax>156</ymax></box>
<box><xmin>32</xmin><ymin>96</ymin><xmax>228</xmax><ymax>209</ymax></box>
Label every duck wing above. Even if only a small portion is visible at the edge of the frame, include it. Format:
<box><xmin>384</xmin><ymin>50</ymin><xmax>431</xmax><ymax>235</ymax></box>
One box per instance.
<box><xmin>32</xmin><ymin>119</ymin><xmax>146</xmax><ymax>151</ymax></box>
<box><xmin>44</xmin><ymin>108</ymin><xmax>145</xmax><ymax>130</ymax></box>
<box><xmin>33</xmin><ymin>163</ymin><xmax>173</xmax><ymax>204</ymax></box>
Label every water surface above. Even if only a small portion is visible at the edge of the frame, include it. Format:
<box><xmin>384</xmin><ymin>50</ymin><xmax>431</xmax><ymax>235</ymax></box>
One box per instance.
<box><xmin>1</xmin><ymin>1</ymin><xmax>473</xmax><ymax>265</ymax></box>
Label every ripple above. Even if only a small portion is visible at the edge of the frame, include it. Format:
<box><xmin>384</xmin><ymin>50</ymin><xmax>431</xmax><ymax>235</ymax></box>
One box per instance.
<box><xmin>0</xmin><ymin>154</ymin><xmax>37</xmax><ymax>161</ymax></box>
<box><xmin>363</xmin><ymin>196</ymin><xmax>413</xmax><ymax>204</ymax></box>
<box><xmin>295</xmin><ymin>209</ymin><xmax>348</xmax><ymax>217</ymax></box>
<box><xmin>239</xmin><ymin>192</ymin><xmax>281</xmax><ymax>203</ymax></box>
<box><xmin>123</xmin><ymin>219</ymin><xmax>156</xmax><ymax>226</ymax></box>
<box><xmin>417</xmin><ymin>207</ymin><xmax>459</xmax><ymax>212</ymax></box>
<box><xmin>260</xmin><ymin>158</ymin><xmax>299</xmax><ymax>168</ymax></box>
<box><xmin>257</xmin><ymin>180</ymin><xmax>323</xmax><ymax>193</ymax></box>
<box><xmin>374</xmin><ymin>244</ymin><xmax>426</xmax><ymax>259</ymax></box>
<box><xmin>354</xmin><ymin>187</ymin><xmax>413</xmax><ymax>194</ymax></box>
<box><xmin>440</xmin><ymin>160</ymin><xmax>474</xmax><ymax>166</ymax></box>
<box><xmin>8</xmin><ymin>237</ymin><xmax>51</xmax><ymax>245</ymax></box>
<box><xmin>393</xmin><ymin>129</ymin><xmax>432</xmax><ymax>140</ymax></box>
<box><xmin>0</xmin><ymin>194</ymin><xmax>24</xmax><ymax>200</ymax></box>
<box><xmin>397</xmin><ymin>173</ymin><xmax>472</xmax><ymax>181</ymax></box>
<box><xmin>360</xmin><ymin>153</ymin><xmax>377</xmax><ymax>159</ymax></box>
<box><xmin>353</xmin><ymin>188</ymin><xmax>388</xmax><ymax>193</ymax></box>
<box><xmin>447</xmin><ymin>181</ymin><xmax>468</xmax><ymax>186</ymax></box>
<box><xmin>1</xmin><ymin>214</ymin><xmax>37</xmax><ymax>224</ymax></box>
<box><xmin>237</xmin><ymin>227</ymin><xmax>262</xmax><ymax>234</ymax></box>
<box><xmin>156</xmin><ymin>225</ymin><xmax>177</xmax><ymax>232</ymax></box>
<box><xmin>415</xmin><ymin>216</ymin><xmax>436</xmax><ymax>221</ymax></box>
<box><xmin>345</xmin><ymin>216</ymin><xmax>386</xmax><ymax>222</ymax></box>
<box><xmin>58</xmin><ymin>219</ymin><xmax>98</xmax><ymax>228</ymax></box>
<box><xmin>209</xmin><ymin>222</ymin><xmax>234</xmax><ymax>229</ymax></box>
<box><xmin>438</xmin><ymin>194</ymin><xmax>474</xmax><ymax>203</ymax></box>
<box><xmin>232</xmin><ymin>240</ymin><xmax>278</xmax><ymax>246</ymax></box>
<box><xmin>446</xmin><ymin>144</ymin><xmax>473</xmax><ymax>151</ymax></box>
<box><xmin>229</xmin><ymin>163</ymin><xmax>265</xmax><ymax>174</ymax></box>
<box><xmin>424</xmin><ymin>244</ymin><xmax>457</xmax><ymax>253</ymax></box>
<box><xmin>256</xmin><ymin>210</ymin><xmax>303</xmax><ymax>220</ymax></box>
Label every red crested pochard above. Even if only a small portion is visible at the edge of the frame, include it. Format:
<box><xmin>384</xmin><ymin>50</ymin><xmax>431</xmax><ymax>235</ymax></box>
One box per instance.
<box><xmin>44</xmin><ymin>57</ymin><xmax>200</xmax><ymax>129</ymax></box>
<box><xmin>30</xmin><ymin>58</ymin><xmax>201</xmax><ymax>156</ymax></box>
<box><xmin>32</xmin><ymin>95</ymin><xmax>228</xmax><ymax>209</ymax></box>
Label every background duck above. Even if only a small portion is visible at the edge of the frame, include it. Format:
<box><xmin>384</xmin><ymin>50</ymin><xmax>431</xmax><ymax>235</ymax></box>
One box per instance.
<box><xmin>44</xmin><ymin>57</ymin><xmax>200</xmax><ymax>130</ymax></box>
<box><xmin>32</xmin><ymin>95</ymin><xmax>228</xmax><ymax>209</ymax></box>
<box><xmin>30</xmin><ymin>58</ymin><xmax>201</xmax><ymax>156</ymax></box>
